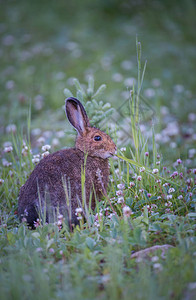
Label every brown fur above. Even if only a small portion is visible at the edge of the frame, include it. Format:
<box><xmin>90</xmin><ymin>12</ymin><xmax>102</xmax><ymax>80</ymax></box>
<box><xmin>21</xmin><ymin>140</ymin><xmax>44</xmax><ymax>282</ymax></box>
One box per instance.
<box><xmin>18</xmin><ymin>97</ymin><xmax>116</xmax><ymax>226</ymax></box>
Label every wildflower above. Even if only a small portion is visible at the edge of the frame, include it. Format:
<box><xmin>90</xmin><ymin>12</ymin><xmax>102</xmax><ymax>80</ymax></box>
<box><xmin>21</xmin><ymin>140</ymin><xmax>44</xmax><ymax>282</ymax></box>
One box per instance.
<box><xmin>2</xmin><ymin>159</ymin><xmax>12</xmax><ymax>167</ymax></box>
<box><xmin>145</xmin><ymin>152</ymin><xmax>149</xmax><ymax>157</ymax></box>
<box><xmin>108</xmin><ymin>213</ymin><xmax>116</xmax><ymax>219</ymax></box>
<box><xmin>31</xmin><ymin>128</ymin><xmax>42</xmax><ymax>136</ymax></box>
<box><xmin>121</xmin><ymin>60</ymin><xmax>133</xmax><ymax>70</ymax></box>
<box><xmin>151</xmin><ymin>256</ymin><xmax>159</xmax><ymax>262</ymax></box>
<box><xmin>112</xmin><ymin>73</ymin><xmax>123</xmax><ymax>82</ymax></box>
<box><xmin>147</xmin><ymin>193</ymin><xmax>151</xmax><ymax>198</ymax></box>
<box><xmin>6</xmin><ymin>124</ymin><xmax>17</xmax><ymax>133</ymax></box>
<box><xmin>132</xmin><ymin>173</ymin><xmax>137</xmax><ymax>179</ymax></box>
<box><xmin>116</xmin><ymin>190</ymin><xmax>123</xmax><ymax>196</ymax></box>
<box><xmin>117</xmin><ymin>183</ymin><xmax>125</xmax><ymax>190</ymax></box>
<box><xmin>163</xmin><ymin>182</ymin><xmax>169</xmax><ymax>187</ymax></box>
<box><xmin>0</xmin><ymin>179</ymin><xmax>5</xmax><ymax>185</ymax></box>
<box><xmin>165</xmin><ymin>208</ymin><xmax>171</xmax><ymax>213</ymax></box>
<box><xmin>140</xmin><ymin>167</ymin><xmax>145</xmax><ymax>172</ymax></box>
<box><xmin>4</xmin><ymin>146</ymin><xmax>13</xmax><ymax>153</ymax></box>
<box><xmin>157</xmin><ymin>154</ymin><xmax>160</xmax><ymax>159</ymax></box>
<box><xmin>189</xmin><ymin>193</ymin><xmax>193</xmax><ymax>198</ymax></box>
<box><xmin>135</xmin><ymin>194</ymin><xmax>138</xmax><ymax>199</ymax></box>
<box><xmin>139</xmin><ymin>189</ymin><xmax>144</xmax><ymax>193</ymax></box>
<box><xmin>165</xmin><ymin>201</ymin><xmax>172</xmax><ymax>207</ymax></box>
<box><xmin>59</xmin><ymin>250</ymin><xmax>63</xmax><ymax>255</ymax></box>
<box><xmin>75</xmin><ymin>207</ymin><xmax>83</xmax><ymax>215</ymax></box>
<box><xmin>144</xmin><ymin>88</ymin><xmax>155</xmax><ymax>98</ymax></box>
<box><xmin>95</xmin><ymin>212</ymin><xmax>103</xmax><ymax>222</ymax></box>
<box><xmin>177</xmin><ymin>158</ymin><xmax>182</xmax><ymax>164</ymax></box>
<box><xmin>124</xmin><ymin>77</ymin><xmax>136</xmax><ymax>87</ymax></box>
<box><xmin>52</xmin><ymin>138</ymin><xmax>60</xmax><ymax>147</ymax></box>
<box><xmin>36</xmin><ymin>247</ymin><xmax>43</xmax><ymax>253</ymax></box>
<box><xmin>157</xmin><ymin>196</ymin><xmax>161</xmax><ymax>200</ymax></box>
<box><xmin>42</xmin><ymin>151</ymin><xmax>50</xmax><ymax>158</ymax></box>
<box><xmin>117</xmin><ymin>196</ymin><xmax>124</xmax><ymax>204</ymax></box>
<box><xmin>49</xmin><ymin>248</ymin><xmax>55</xmax><ymax>254</ymax></box>
<box><xmin>153</xmin><ymin>263</ymin><xmax>163</xmax><ymax>272</ymax></box>
<box><xmin>41</xmin><ymin>144</ymin><xmax>51</xmax><ymax>152</ymax></box>
<box><xmin>5</xmin><ymin>80</ymin><xmax>15</xmax><ymax>89</ymax></box>
<box><xmin>170</xmin><ymin>171</ymin><xmax>178</xmax><ymax>179</ymax></box>
<box><xmin>167</xmin><ymin>195</ymin><xmax>172</xmax><ymax>200</ymax></box>
<box><xmin>193</xmin><ymin>169</ymin><xmax>196</xmax><ymax>175</ymax></box>
<box><xmin>152</xmin><ymin>169</ymin><xmax>159</xmax><ymax>174</ymax></box>
<box><xmin>168</xmin><ymin>188</ymin><xmax>175</xmax><ymax>194</ymax></box>
<box><xmin>33</xmin><ymin>218</ymin><xmax>40</xmax><ymax>228</ymax></box>
<box><xmin>179</xmin><ymin>172</ymin><xmax>183</xmax><ymax>179</ymax></box>
<box><xmin>123</xmin><ymin>205</ymin><xmax>132</xmax><ymax>217</ymax></box>
<box><xmin>152</xmin><ymin>78</ymin><xmax>161</xmax><ymax>87</ymax></box>
<box><xmin>156</xmin><ymin>161</ymin><xmax>160</xmax><ymax>165</ymax></box>
<box><xmin>37</xmin><ymin>136</ymin><xmax>46</xmax><ymax>145</ymax></box>
<box><xmin>155</xmin><ymin>179</ymin><xmax>161</xmax><ymax>183</ymax></box>
<box><xmin>178</xmin><ymin>195</ymin><xmax>183</xmax><ymax>200</ymax></box>
<box><xmin>129</xmin><ymin>182</ymin><xmax>135</xmax><ymax>188</ymax></box>
<box><xmin>137</xmin><ymin>175</ymin><xmax>142</xmax><ymax>181</ymax></box>
<box><xmin>120</xmin><ymin>147</ymin><xmax>126</xmax><ymax>152</ymax></box>
<box><xmin>151</xmin><ymin>204</ymin><xmax>158</xmax><ymax>209</ymax></box>
<box><xmin>32</xmin><ymin>155</ymin><xmax>40</xmax><ymax>164</ymax></box>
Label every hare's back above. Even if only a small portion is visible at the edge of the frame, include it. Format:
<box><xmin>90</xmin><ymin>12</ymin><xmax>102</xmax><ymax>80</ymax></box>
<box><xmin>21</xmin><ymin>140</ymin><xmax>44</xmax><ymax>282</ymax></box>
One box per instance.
<box><xmin>31</xmin><ymin>148</ymin><xmax>84</xmax><ymax>182</ymax></box>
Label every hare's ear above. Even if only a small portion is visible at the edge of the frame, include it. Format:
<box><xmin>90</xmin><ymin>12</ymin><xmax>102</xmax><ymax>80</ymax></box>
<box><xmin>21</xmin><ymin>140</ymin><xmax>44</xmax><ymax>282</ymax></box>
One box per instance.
<box><xmin>65</xmin><ymin>97</ymin><xmax>90</xmax><ymax>135</ymax></box>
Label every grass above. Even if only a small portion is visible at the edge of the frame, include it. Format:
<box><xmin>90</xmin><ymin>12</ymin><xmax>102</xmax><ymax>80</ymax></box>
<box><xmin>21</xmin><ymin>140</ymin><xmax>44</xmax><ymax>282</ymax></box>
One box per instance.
<box><xmin>0</xmin><ymin>0</ymin><xmax>196</xmax><ymax>299</ymax></box>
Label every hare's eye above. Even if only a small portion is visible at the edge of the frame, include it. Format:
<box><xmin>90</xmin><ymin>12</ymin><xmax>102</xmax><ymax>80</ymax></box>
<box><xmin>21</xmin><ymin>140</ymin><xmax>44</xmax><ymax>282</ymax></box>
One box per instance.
<box><xmin>94</xmin><ymin>135</ymin><xmax>102</xmax><ymax>141</ymax></box>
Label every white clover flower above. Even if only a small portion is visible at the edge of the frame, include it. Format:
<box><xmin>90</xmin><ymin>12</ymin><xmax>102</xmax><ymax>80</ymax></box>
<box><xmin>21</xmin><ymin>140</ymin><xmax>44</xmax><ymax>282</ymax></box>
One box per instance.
<box><xmin>123</xmin><ymin>205</ymin><xmax>132</xmax><ymax>217</ymax></box>
<box><xmin>156</xmin><ymin>161</ymin><xmax>160</xmax><ymax>165</ymax></box>
<box><xmin>155</xmin><ymin>179</ymin><xmax>161</xmax><ymax>183</ymax></box>
<box><xmin>139</xmin><ymin>189</ymin><xmax>144</xmax><ymax>193</ymax></box>
<box><xmin>2</xmin><ymin>159</ymin><xmax>12</xmax><ymax>167</ymax></box>
<box><xmin>151</xmin><ymin>256</ymin><xmax>159</xmax><ymax>262</ymax></box>
<box><xmin>108</xmin><ymin>213</ymin><xmax>116</xmax><ymax>219</ymax></box>
<box><xmin>116</xmin><ymin>190</ymin><xmax>123</xmax><ymax>196</ymax></box>
<box><xmin>166</xmin><ymin>195</ymin><xmax>172</xmax><ymax>200</ymax></box>
<box><xmin>112</xmin><ymin>73</ymin><xmax>123</xmax><ymax>82</ymax></box>
<box><xmin>117</xmin><ymin>183</ymin><xmax>125</xmax><ymax>190</ymax></box>
<box><xmin>4</xmin><ymin>146</ymin><xmax>13</xmax><ymax>153</ymax></box>
<box><xmin>37</xmin><ymin>136</ymin><xmax>46</xmax><ymax>145</ymax></box>
<box><xmin>117</xmin><ymin>197</ymin><xmax>124</xmax><ymax>204</ymax></box>
<box><xmin>144</xmin><ymin>88</ymin><xmax>155</xmax><ymax>98</ymax></box>
<box><xmin>157</xmin><ymin>196</ymin><xmax>161</xmax><ymax>200</ymax></box>
<box><xmin>137</xmin><ymin>175</ymin><xmax>142</xmax><ymax>181</ymax></box>
<box><xmin>41</xmin><ymin>144</ymin><xmax>51</xmax><ymax>152</ymax></box>
<box><xmin>75</xmin><ymin>207</ymin><xmax>83</xmax><ymax>215</ymax></box>
<box><xmin>163</xmin><ymin>183</ymin><xmax>169</xmax><ymax>187</ymax></box>
<box><xmin>140</xmin><ymin>167</ymin><xmax>145</xmax><ymax>172</ymax></box>
<box><xmin>132</xmin><ymin>173</ymin><xmax>137</xmax><ymax>179</ymax></box>
<box><xmin>178</xmin><ymin>195</ymin><xmax>183</xmax><ymax>200</ymax></box>
<box><xmin>129</xmin><ymin>182</ymin><xmax>135</xmax><ymax>187</ymax></box>
<box><xmin>0</xmin><ymin>179</ymin><xmax>5</xmax><ymax>185</ymax></box>
<box><xmin>120</xmin><ymin>147</ymin><xmax>126</xmax><ymax>152</ymax></box>
<box><xmin>168</xmin><ymin>188</ymin><xmax>175</xmax><ymax>194</ymax></box>
<box><xmin>152</xmin><ymin>169</ymin><xmax>159</xmax><ymax>174</ymax></box>
<box><xmin>6</xmin><ymin>124</ymin><xmax>17</xmax><ymax>133</ymax></box>
<box><xmin>32</xmin><ymin>157</ymin><xmax>40</xmax><ymax>164</ymax></box>
<box><xmin>153</xmin><ymin>263</ymin><xmax>163</xmax><ymax>272</ymax></box>
<box><xmin>165</xmin><ymin>201</ymin><xmax>172</xmax><ymax>207</ymax></box>
<box><xmin>42</xmin><ymin>151</ymin><xmax>50</xmax><ymax>158</ymax></box>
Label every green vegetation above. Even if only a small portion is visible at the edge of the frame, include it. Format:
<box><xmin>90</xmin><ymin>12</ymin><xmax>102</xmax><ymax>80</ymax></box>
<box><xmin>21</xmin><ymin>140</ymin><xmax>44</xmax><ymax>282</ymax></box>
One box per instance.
<box><xmin>0</xmin><ymin>1</ymin><xmax>196</xmax><ymax>299</ymax></box>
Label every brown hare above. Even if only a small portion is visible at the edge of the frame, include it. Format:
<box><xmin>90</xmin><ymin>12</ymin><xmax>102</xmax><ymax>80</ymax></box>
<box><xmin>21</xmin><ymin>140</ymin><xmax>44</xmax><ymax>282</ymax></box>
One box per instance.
<box><xmin>18</xmin><ymin>97</ymin><xmax>116</xmax><ymax>227</ymax></box>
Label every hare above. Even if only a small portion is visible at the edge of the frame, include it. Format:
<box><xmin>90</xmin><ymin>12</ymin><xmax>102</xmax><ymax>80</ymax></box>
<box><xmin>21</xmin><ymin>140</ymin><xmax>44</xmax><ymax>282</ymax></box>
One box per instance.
<box><xmin>18</xmin><ymin>97</ymin><xmax>116</xmax><ymax>227</ymax></box>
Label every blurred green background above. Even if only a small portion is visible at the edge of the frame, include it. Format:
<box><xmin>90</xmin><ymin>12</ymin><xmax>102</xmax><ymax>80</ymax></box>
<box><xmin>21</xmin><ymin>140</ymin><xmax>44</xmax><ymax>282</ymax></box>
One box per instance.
<box><xmin>0</xmin><ymin>0</ymin><xmax>196</xmax><ymax>158</ymax></box>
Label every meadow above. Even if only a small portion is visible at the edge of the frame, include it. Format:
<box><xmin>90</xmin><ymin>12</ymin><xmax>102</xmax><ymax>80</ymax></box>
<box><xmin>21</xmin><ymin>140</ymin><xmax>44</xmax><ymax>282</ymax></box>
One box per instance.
<box><xmin>0</xmin><ymin>0</ymin><xmax>196</xmax><ymax>299</ymax></box>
